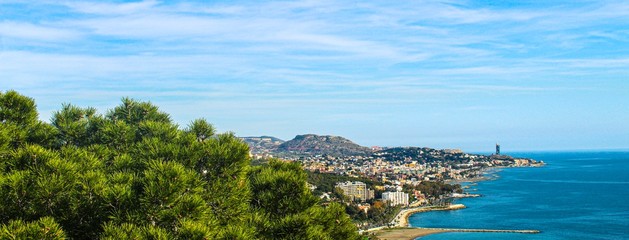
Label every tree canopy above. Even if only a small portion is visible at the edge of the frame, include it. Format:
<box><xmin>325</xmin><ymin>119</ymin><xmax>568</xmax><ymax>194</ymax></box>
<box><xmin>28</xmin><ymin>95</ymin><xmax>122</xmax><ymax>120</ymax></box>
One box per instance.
<box><xmin>0</xmin><ymin>90</ymin><xmax>360</xmax><ymax>240</ymax></box>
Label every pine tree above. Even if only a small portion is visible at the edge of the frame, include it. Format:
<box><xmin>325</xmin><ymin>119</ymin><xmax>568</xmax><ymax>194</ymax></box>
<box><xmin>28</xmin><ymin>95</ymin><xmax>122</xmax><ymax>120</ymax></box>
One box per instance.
<box><xmin>249</xmin><ymin>160</ymin><xmax>360</xmax><ymax>240</ymax></box>
<box><xmin>0</xmin><ymin>91</ymin><xmax>360</xmax><ymax>239</ymax></box>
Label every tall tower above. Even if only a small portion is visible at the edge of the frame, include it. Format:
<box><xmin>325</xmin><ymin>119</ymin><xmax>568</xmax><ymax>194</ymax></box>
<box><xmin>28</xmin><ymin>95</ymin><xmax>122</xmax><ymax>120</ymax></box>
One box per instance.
<box><xmin>495</xmin><ymin>143</ymin><xmax>501</xmax><ymax>155</ymax></box>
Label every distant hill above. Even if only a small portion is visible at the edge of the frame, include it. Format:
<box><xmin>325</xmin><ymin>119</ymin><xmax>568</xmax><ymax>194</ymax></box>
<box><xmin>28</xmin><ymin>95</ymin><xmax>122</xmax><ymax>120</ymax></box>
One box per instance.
<box><xmin>241</xmin><ymin>136</ymin><xmax>284</xmax><ymax>143</ymax></box>
<box><xmin>277</xmin><ymin>134</ymin><xmax>372</xmax><ymax>157</ymax></box>
<box><xmin>240</xmin><ymin>136</ymin><xmax>285</xmax><ymax>154</ymax></box>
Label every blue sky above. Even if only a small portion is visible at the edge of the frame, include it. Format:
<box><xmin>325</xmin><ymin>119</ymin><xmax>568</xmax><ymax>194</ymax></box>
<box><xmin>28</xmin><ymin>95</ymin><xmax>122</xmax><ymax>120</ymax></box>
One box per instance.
<box><xmin>1</xmin><ymin>0</ymin><xmax>628</xmax><ymax>151</ymax></box>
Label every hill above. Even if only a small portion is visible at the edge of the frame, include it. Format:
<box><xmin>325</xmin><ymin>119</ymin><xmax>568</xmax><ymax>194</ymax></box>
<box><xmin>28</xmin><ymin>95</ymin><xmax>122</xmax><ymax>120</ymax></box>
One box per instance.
<box><xmin>240</xmin><ymin>136</ymin><xmax>284</xmax><ymax>154</ymax></box>
<box><xmin>277</xmin><ymin>134</ymin><xmax>372</xmax><ymax>157</ymax></box>
<box><xmin>241</xmin><ymin>136</ymin><xmax>284</xmax><ymax>143</ymax></box>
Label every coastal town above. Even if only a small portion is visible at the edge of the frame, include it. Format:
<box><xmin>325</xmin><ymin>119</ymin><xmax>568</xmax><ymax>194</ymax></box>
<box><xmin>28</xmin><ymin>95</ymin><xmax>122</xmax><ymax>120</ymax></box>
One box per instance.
<box><xmin>298</xmin><ymin>145</ymin><xmax>543</xmax><ymax>183</ymax></box>
<box><xmin>242</xmin><ymin>134</ymin><xmax>545</xmax><ymax>235</ymax></box>
<box><xmin>245</xmin><ymin>135</ymin><xmax>543</xmax><ymax>184</ymax></box>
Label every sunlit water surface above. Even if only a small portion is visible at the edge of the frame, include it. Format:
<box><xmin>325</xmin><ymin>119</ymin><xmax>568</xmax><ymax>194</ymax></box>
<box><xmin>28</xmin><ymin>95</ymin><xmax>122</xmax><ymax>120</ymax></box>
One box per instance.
<box><xmin>409</xmin><ymin>152</ymin><xmax>629</xmax><ymax>240</ymax></box>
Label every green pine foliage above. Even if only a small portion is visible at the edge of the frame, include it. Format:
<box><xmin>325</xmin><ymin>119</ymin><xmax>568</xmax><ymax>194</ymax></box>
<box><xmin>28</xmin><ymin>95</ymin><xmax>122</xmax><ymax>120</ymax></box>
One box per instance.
<box><xmin>0</xmin><ymin>217</ymin><xmax>66</xmax><ymax>239</ymax></box>
<box><xmin>249</xmin><ymin>160</ymin><xmax>359</xmax><ymax>239</ymax></box>
<box><xmin>0</xmin><ymin>90</ymin><xmax>360</xmax><ymax>239</ymax></box>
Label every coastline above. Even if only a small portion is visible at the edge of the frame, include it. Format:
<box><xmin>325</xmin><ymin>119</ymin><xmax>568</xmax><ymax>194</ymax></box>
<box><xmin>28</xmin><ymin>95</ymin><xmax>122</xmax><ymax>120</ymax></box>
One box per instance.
<box><xmin>374</xmin><ymin>164</ymin><xmax>546</xmax><ymax>239</ymax></box>
<box><xmin>369</xmin><ymin>204</ymin><xmax>466</xmax><ymax>239</ymax></box>
<box><xmin>396</xmin><ymin>204</ymin><xmax>466</xmax><ymax>228</ymax></box>
<box><xmin>378</xmin><ymin>167</ymin><xmax>506</xmax><ymax>236</ymax></box>
<box><xmin>373</xmin><ymin>203</ymin><xmax>540</xmax><ymax>240</ymax></box>
<box><xmin>375</xmin><ymin>227</ymin><xmax>540</xmax><ymax>240</ymax></box>
<box><xmin>449</xmin><ymin>162</ymin><xmax>545</xmax><ymax>185</ymax></box>
<box><xmin>374</xmin><ymin>228</ymin><xmax>451</xmax><ymax>240</ymax></box>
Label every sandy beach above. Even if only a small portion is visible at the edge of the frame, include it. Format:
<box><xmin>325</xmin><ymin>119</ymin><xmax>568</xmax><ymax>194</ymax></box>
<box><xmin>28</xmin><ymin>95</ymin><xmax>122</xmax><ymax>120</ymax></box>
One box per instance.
<box><xmin>371</xmin><ymin>203</ymin><xmax>539</xmax><ymax>239</ymax></box>
<box><xmin>395</xmin><ymin>204</ymin><xmax>466</xmax><ymax>227</ymax></box>
<box><xmin>366</xmin><ymin>204</ymin><xmax>466</xmax><ymax>239</ymax></box>
<box><xmin>374</xmin><ymin>228</ymin><xmax>451</xmax><ymax>240</ymax></box>
<box><xmin>374</xmin><ymin>227</ymin><xmax>540</xmax><ymax>240</ymax></box>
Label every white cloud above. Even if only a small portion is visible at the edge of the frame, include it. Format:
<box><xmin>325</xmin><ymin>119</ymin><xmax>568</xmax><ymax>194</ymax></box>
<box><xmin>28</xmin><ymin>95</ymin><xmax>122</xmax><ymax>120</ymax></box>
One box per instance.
<box><xmin>2</xmin><ymin>0</ymin><xmax>629</xmax><ymax>149</ymax></box>
<box><xmin>64</xmin><ymin>0</ymin><xmax>159</xmax><ymax>15</ymax></box>
<box><xmin>0</xmin><ymin>21</ymin><xmax>80</xmax><ymax>41</ymax></box>
<box><xmin>548</xmin><ymin>58</ymin><xmax>629</xmax><ymax>69</ymax></box>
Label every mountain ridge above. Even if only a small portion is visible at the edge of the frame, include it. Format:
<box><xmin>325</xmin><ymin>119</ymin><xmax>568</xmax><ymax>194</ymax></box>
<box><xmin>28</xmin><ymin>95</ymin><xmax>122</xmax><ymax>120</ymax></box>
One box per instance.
<box><xmin>242</xmin><ymin>134</ymin><xmax>373</xmax><ymax>157</ymax></box>
<box><xmin>277</xmin><ymin>134</ymin><xmax>372</xmax><ymax>157</ymax></box>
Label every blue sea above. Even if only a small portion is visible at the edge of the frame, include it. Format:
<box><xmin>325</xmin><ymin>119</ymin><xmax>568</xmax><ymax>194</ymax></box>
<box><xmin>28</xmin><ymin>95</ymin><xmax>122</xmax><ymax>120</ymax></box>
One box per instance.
<box><xmin>409</xmin><ymin>151</ymin><xmax>629</xmax><ymax>240</ymax></box>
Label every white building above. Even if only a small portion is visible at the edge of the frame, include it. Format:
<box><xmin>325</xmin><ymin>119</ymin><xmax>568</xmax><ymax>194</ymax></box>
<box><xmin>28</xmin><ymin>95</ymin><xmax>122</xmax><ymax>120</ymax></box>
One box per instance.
<box><xmin>336</xmin><ymin>181</ymin><xmax>375</xmax><ymax>202</ymax></box>
<box><xmin>382</xmin><ymin>191</ymin><xmax>409</xmax><ymax>206</ymax></box>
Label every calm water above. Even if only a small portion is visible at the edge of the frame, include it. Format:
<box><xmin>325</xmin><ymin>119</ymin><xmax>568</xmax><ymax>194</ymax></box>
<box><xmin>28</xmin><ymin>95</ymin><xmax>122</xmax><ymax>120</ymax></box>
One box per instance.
<box><xmin>409</xmin><ymin>151</ymin><xmax>629</xmax><ymax>240</ymax></box>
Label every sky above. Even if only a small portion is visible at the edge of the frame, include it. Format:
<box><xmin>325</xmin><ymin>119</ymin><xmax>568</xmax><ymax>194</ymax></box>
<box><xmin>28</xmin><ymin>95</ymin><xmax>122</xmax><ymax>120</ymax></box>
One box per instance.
<box><xmin>1</xmin><ymin>0</ymin><xmax>628</xmax><ymax>152</ymax></box>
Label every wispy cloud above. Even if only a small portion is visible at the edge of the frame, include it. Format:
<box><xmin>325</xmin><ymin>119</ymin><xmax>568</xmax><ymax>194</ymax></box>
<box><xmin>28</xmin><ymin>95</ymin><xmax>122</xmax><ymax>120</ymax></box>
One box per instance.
<box><xmin>0</xmin><ymin>21</ymin><xmax>80</xmax><ymax>41</ymax></box>
<box><xmin>63</xmin><ymin>0</ymin><xmax>160</xmax><ymax>15</ymax></box>
<box><xmin>2</xmin><ymin>0</ymin><xmax>629</xmax><ymax>149</ymax></box>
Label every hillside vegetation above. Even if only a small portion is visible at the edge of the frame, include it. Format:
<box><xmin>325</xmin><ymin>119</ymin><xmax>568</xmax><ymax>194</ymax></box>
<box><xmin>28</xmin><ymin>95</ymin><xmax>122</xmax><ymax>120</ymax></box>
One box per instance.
<box><xmin>277</xmin><ymin>134</ymin><xmax>372</xmax><ymax>157</ymax></box>
<box><xmin>0</xmin><ymin>90</ymin><xmax>359</xmax><ymax>239</ymax></box>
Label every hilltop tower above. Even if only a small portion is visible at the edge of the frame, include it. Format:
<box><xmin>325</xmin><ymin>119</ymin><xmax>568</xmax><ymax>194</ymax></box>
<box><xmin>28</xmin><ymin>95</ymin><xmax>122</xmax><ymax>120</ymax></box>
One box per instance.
<box><xmin>495</xmin><ymin>143</ymin><xmax>501</xmax><ymax>155</ymax></box>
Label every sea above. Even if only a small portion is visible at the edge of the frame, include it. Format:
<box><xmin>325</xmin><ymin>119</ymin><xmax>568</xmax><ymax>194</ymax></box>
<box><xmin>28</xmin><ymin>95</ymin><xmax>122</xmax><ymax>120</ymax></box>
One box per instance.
<box><xmin>408</xmin><ymin>151</ymin><xmax>629</xmax><ymax>240</ymax></box>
